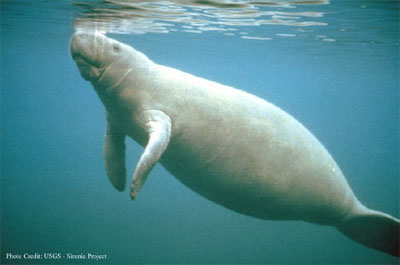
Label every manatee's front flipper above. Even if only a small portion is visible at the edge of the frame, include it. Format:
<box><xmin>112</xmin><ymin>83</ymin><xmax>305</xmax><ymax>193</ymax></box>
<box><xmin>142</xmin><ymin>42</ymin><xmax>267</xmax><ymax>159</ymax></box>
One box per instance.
<box><xmin>130</xmin><ymin>110</ymin><xmax>171</xmax><ymax>199</ymax></box>
<box><xmin>104</xmin><ymin>120</ymin><xmax>126</xmax><ymax>191</ymax></box>
<box><xmin>336</xmin><ymin>206</ymin><xmax>400</xmax><ymax>257</ymax></box>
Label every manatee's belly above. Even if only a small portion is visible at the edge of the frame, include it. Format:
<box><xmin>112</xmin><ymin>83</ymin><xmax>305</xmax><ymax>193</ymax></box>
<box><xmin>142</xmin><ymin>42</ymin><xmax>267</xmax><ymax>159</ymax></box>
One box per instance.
<box><xmin>159</xmin><ymin>109</ymin><xmax>356</xmax><ymax>225</ymax></box>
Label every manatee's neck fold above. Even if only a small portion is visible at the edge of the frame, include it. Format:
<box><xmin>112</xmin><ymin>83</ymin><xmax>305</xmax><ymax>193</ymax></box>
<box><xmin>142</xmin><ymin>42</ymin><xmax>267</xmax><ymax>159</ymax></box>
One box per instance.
<box><xmin>97</xmin><ymin>56</ymin><xmax>128</xmax><ymax>85</ymax></box>
<box><xmin>104</xmin><ymin>67</ymin><xmax>133</xmax><ymax>92</ymax></box>
<box><xmin>91</xmin><ymin>49</ymin><xmax>153</xmax><ymax>114</ymax></box>
<box><xmin>92</xmin><ymin>57</ymin><xmax>132</xmax><ymax>91</ymax></box>
<box><xmin>91</xmin><ymin>56</ymin><xmax>143</xmax><ymax>115</ymax></box>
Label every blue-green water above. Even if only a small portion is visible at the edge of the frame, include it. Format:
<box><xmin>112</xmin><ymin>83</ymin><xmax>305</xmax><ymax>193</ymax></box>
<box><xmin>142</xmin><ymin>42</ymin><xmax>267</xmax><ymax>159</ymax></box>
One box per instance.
<box><xmin>1</xmin><ymin>0</ymin><xmax>399</xmax><ymax>264</ymax></box>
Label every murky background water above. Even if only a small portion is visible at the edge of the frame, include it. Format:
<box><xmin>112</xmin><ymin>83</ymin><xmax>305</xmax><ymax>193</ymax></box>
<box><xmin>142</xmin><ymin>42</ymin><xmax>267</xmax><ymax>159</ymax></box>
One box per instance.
<box><xmin>1</xmin><ymin>0</ymin><xmax>399</xmax><ymax>264</ymax></box>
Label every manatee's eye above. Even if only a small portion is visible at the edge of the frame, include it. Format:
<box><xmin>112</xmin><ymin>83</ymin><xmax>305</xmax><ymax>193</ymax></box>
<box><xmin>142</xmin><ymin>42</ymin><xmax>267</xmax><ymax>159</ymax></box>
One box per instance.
<box><xmin>113</xmin><ymin>43</ymin><xmax>121</xmax><ymax>53</ymax></box>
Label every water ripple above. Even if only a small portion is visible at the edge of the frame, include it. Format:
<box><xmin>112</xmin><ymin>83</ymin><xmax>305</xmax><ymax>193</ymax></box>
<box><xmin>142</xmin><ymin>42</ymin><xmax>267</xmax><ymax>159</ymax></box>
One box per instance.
<box><xmin>72</xmin><ymin>0</ymin><xmax>329</xmax><ymax>36</ymax></box>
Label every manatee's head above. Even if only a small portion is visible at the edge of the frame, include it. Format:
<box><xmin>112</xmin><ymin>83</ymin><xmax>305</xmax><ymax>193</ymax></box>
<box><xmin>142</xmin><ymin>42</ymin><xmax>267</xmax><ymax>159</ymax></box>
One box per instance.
<box><xmin>70</xmin><ymin>33</ymin><xmax>130</xmax><ymax>82</ymax></box>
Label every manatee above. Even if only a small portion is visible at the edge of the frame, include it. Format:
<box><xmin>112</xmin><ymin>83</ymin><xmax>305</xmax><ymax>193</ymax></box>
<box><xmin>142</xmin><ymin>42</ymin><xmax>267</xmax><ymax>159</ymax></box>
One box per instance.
<box><xmin>70</xmin><ymin>32</ymin><xmax>399</xmax><ymax>257</ymax></box>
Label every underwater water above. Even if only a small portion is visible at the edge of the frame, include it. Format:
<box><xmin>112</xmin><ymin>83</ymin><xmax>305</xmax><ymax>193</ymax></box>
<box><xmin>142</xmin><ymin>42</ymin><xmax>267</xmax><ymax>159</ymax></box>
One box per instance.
<box><xmin>1</xmin><ymin>0</ymin><xmax>399</xmax><ymax>264</ymax></box>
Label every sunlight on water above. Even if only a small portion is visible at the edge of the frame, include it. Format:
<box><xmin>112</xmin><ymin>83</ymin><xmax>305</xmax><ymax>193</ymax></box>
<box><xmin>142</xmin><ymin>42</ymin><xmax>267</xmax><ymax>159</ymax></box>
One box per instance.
<box><xmin>72</xmin><ymin>0</ymin><xmax>329</xmax><ymax>36</ymax></box>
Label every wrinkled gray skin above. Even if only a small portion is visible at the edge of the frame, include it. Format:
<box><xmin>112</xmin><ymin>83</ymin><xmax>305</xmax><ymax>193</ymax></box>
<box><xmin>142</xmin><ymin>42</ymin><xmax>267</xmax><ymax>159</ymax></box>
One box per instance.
<box><xmin>70</xmin><ymin>33</ymin><xmax>399</xmax><ymax>257</ymax></box>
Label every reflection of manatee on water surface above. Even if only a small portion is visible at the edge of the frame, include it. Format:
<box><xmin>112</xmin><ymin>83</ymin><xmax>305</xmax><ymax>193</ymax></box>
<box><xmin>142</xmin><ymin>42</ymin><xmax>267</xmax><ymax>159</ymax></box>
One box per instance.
<box><xmin>70</xmin><ymin>33</ymin><xmax>399</xmax><ymax>257</ymax></box>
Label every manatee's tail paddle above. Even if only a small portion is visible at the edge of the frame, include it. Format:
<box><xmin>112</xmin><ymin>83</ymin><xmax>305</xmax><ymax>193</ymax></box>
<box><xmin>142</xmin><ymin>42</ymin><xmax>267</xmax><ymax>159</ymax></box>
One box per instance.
<box><xmin>336</xmin><ymin>206</ymin><xmax>400</xmax><ymax>257</ymax></box>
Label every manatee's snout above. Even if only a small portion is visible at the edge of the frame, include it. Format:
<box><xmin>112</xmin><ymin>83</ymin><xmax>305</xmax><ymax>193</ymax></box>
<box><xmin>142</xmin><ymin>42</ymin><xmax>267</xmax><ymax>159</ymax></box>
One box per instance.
<box><xmin>70</xmin><ymin>33</ymin><xmax>89</xmax><ymax>59</ymax></box>
<box><xmin>70</xmin><ymin>32</ymin><xmax>106</xmax><ymax>64</ymax></box>
<box><xmin>70</xmin><ymin>32</ymin><xmax>129</xmax><ymax>82</ymax></box>
<box><xmin>70</xmin><ymin>32</ymin><xmax>107</xmax><ymax>81</ymax></box>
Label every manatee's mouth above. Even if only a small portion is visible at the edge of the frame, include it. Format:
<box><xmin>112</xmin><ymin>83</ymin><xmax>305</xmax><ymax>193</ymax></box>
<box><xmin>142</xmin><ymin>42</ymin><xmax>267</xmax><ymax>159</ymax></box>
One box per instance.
<box><xmin>73</xmin><ymin>54</ymin><xmax>98</xmax><ymax>68</ymax></box>
<box><xmin>70</xmin><ymin>32</ymin><xmax>104</xmax><ymax>67</ymax></box>
<box><xmin>72</xmin><ymin>52</ymin><xmax>104</xmax><ymax>81</ymax></box>
<box><xmin>70</xmin><ymin>33</ymin><xmax>109</xmax><ymax>81</ymax></box>
<box><xmin>71</xmin><ymin>48</ymin><xmax>101</xmax><ymax>68</ymax></box>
